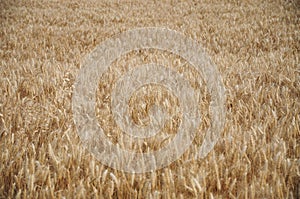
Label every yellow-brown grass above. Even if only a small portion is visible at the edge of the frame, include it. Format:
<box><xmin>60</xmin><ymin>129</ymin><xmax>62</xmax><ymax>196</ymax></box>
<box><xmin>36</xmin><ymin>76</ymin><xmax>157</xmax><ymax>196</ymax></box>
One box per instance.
<box><xmin>0</xmin><ymin>0</ymin><xmax>299</xmax><ymax>198</ymax></box>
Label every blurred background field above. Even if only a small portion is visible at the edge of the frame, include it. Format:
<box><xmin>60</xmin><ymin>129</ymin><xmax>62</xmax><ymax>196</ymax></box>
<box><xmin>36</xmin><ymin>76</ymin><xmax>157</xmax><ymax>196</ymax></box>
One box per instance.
<box><xmin>0</xmin><ymin>0</ymin><xmax>299</xmax><ymax>198</ymax></box>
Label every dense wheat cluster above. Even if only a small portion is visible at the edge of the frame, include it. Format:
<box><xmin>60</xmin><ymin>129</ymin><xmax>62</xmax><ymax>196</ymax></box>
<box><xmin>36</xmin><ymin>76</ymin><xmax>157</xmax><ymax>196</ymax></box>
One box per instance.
<box><xmin>0</xmin><ymin>0</ymin><xmax>299</xmax><ymax>198</ymax></box>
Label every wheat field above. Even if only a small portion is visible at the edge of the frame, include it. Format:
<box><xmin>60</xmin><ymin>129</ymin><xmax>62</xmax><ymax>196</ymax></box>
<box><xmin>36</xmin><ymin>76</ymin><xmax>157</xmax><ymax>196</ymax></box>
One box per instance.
<box><xmin>0</xmin><ymin>0</ymin><xmax>299</xmax><ymax>198</ymax></box>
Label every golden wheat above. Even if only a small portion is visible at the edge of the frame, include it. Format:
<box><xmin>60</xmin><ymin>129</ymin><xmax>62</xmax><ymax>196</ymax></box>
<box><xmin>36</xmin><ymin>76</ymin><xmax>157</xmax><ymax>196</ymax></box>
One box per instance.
<box><xmin>0</xmin><ymin>0</ymin><xmax>299</xmax><ymax>198</ymax></box>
